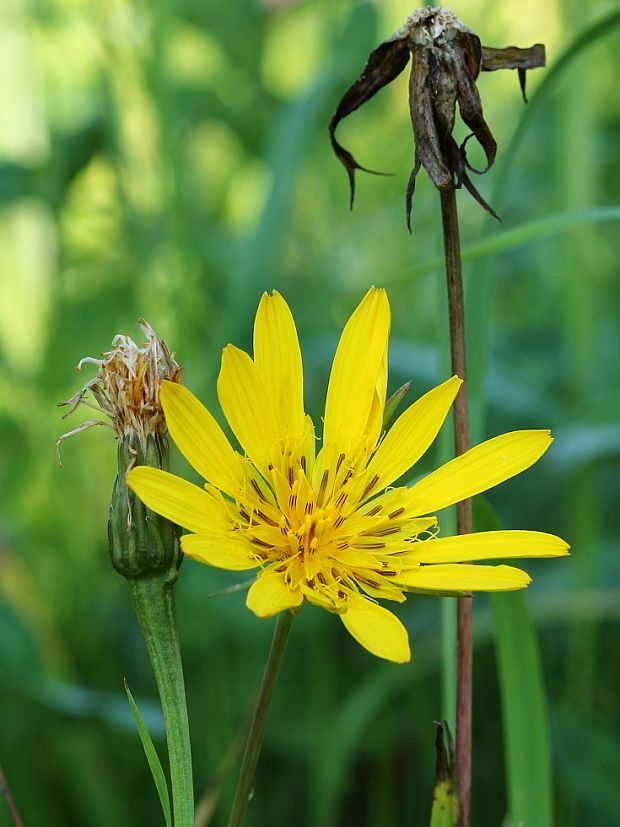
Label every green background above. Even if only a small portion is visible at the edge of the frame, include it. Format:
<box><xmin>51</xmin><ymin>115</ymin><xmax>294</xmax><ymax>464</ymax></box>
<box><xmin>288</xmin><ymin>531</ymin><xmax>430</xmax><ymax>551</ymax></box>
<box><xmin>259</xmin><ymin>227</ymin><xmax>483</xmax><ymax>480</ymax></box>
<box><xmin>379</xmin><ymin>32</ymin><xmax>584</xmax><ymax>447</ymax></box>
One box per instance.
<box><xmin>1</xmin><ymin>0</ymin><xmax>619</xmax><ymax>824</ymax></box>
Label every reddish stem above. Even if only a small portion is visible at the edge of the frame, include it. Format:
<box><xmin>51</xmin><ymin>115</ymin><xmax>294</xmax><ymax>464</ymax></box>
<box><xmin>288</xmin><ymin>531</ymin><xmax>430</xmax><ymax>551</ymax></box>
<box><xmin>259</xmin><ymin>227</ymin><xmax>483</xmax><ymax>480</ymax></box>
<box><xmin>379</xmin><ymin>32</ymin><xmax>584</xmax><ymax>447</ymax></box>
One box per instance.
<box><xmin>0</xmin><ymin>764</ymin><xmax>24</xmax><ymax>827</ymax></box>
<box><xmin>440</xmin><ymin>186</ymin><xmax>473</xmax><ymax>827</ymax></box>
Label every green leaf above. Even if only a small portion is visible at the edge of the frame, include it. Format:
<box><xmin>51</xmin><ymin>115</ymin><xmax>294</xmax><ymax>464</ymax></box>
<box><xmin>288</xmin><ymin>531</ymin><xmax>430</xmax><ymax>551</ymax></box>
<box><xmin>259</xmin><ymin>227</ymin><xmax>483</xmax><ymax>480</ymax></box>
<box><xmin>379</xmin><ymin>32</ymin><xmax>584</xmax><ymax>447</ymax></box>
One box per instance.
<box><xmin>124</xmin><ymin>679</ymin><xmax>172</xmax><ymax>827</ymax></box>
<box><xmin>476</xmin><ymin>499</ymin><xmax>553</xmax><ymax>827</ymax></box>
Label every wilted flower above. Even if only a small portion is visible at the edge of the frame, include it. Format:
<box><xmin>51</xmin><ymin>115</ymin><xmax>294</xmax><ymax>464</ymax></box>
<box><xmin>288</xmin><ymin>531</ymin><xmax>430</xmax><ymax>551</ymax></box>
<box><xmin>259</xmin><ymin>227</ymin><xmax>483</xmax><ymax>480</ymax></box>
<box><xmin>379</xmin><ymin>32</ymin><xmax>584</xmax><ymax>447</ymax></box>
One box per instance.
<box><xmin>329</xmin><ymin>6</ymin><xmax>545</xmax><ymax>228</ymax></box>
<box><xmin>58</xmin><ymin>319</ymin><xmax>182</xmax><ymax>453</ymax></box>
<box><xmin>59</xmin><ymin>321</ymin><xmax>183</xmax><ymax>578</ymax></box>
<box><xmin>126</xmin><ymin>289</ymin><xmax>567</xmax><ymax>663</ymax></box>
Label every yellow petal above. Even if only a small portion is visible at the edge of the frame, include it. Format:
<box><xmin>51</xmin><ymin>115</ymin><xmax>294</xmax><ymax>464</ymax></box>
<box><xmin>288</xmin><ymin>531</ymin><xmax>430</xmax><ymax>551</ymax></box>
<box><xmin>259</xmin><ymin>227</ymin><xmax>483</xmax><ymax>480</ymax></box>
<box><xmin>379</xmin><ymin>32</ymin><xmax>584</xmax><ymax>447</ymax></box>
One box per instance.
<box><xmin>246</xmin><ymin>570</ymin><xmax>303</xmax><ymax>617</ymax></box>
<box><xmin>340</xmin><ymin>593</ymin><xmax>410</xmax><ymax>662</ymax></box>
<box><xmin>403</xmin><ymin>530</ymin><xmax>570</xmax><ymax>563</ymax></box>
<box><xmin>399</xmin><ymin>563</ymin><xmax>531</xmax><ymax>592</ymax></box>
<box><xmin>323</xmin><ymin>288</ymin><xmax>390</xmax><ymax>450</ymax></box>
<box><xmin>160</xmin><ymin>381</ymin><xmax>244</xmax><ymax>496</ymax></box>
<box><xmin>366</xmin><ymin>376</ymin><xmax>462</xmax><ymax>495</ymax></box>
<box><xmin>253</xmin><ymin>291</ymin><xmax>305</xmax><ymax>440</ymax></box>
<box><xmin>217</xmin><ymin>345</ymin><xmax>280</xmax><ymax>475</ymax></box>
<box><xmin>181</xmin><ymin>533</ymin><xmax>260</xmax><ymax>570</ymax></box>
<box><xmin>408</xmin><ymin>430</ymin><xmax>553</xmax><ymax>515</ymax></box>
<box><xmin>126</xmin><ymin>466</ymin><xmax>228</xmax><ymax>533</ymax></box>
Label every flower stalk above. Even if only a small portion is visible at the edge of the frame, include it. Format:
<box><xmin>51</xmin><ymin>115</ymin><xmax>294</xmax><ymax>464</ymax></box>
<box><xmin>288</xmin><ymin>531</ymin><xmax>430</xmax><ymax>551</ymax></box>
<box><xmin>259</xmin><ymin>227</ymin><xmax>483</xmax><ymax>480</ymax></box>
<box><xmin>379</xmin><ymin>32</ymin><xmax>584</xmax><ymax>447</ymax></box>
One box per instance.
<box><xmin>440</xmin><ymin>186</ymin><xmax>473</xmax><ymax>827</ymax></box>
<box><xmin>59</xmin><ymin>321</ymin><xmax>194</xmax><ymax>826</ymax></box>
<box><xmin>329</xmin><ymin>10</ymin><xmax>549</xmax><ymax>824</ymax></box>
<box><xmin>128</xmin><ymin>575</ymin><xmax>194</xmax><ymax>827</ymax></box>
<box><xmin>228</xmin><ymin>611</ymin><xmax>294</xmax><ymax>827</ymax></box>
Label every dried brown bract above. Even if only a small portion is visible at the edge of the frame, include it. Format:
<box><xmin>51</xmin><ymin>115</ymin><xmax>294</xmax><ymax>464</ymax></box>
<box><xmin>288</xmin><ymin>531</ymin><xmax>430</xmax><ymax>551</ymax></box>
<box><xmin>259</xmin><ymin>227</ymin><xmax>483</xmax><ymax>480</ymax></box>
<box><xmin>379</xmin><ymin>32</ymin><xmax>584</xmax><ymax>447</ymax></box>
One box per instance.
<box><xmin>329</xmin><ymin>7</ymin><xmax>545</xmax><ymax>229</ymax></box>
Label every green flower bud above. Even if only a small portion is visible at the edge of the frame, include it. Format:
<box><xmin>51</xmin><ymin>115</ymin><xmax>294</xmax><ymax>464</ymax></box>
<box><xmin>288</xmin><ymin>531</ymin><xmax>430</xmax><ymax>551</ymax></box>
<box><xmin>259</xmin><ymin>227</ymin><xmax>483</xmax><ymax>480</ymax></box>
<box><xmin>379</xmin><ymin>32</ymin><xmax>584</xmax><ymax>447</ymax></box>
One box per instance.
<box><xmin>108</xmin><ymin>432</ymin><xmax>181</xmax><ymax>580</ymax></box>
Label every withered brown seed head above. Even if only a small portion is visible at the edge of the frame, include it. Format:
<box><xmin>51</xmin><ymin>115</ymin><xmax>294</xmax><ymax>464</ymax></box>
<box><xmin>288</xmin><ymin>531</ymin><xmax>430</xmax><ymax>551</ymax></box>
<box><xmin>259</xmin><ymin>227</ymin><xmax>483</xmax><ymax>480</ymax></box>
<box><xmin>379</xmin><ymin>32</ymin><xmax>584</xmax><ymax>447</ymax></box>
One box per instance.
<box><xmin>329</xmin><ymin>6</ymin><xmax>545</xmax><ymax>229</ymax></box>
<box><xmin>57</xmin><ymin>321</ymin><xmax>181</xmax><ymax>460</ymax></box>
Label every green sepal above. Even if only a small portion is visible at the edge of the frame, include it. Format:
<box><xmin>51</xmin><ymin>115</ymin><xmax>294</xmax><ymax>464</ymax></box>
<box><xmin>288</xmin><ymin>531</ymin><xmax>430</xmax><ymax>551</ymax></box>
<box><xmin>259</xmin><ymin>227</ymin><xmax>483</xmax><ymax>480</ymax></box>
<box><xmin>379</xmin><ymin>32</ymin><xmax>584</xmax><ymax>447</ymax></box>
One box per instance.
<box><xmin>382</xmin><ymin>381</ymin><xmax>411</xmax><ymax>431</ymax></box>
<box><xmin>108</xmin><ymin>433</ymin><xmax>181</xmax><ymax>580</ymax></box>
<box><xmin>429</xmin><ymin>722</ymin><xmax>459</xmax><ymax>827</ymax></box>
<box><xmin>405</xmin><ymin>588</ymin><xmax>472</xmax><ymax>598</ymax></box>
<box><xmin>124</xmin><ymin>678</ymin><xmax>172</xmax><ymax>827</ymax></box>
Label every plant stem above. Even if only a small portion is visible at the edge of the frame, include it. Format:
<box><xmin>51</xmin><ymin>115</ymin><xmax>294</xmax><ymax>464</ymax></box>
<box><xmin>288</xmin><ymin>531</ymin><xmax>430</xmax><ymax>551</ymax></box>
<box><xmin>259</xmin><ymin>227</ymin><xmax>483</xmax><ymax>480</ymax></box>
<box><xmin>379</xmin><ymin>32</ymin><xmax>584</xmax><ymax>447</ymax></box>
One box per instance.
<box><xmin>439</xmin><ymin>186</ymin><xmax>473</xmax><ymax>827</ymax></box>
<box><xmin>228</xmin><ymin>611</ymin><xmax>294</xmax><ymax>827</ymax></box>
<box><xmin>0</xmin><ymin>764</ymin><xmax>23</xmax><ymax>827</ymax></box>
<box><xmin>128</xmin><ymin>574</ymin><xmax>194</xmax><ymax>827</ymax></box>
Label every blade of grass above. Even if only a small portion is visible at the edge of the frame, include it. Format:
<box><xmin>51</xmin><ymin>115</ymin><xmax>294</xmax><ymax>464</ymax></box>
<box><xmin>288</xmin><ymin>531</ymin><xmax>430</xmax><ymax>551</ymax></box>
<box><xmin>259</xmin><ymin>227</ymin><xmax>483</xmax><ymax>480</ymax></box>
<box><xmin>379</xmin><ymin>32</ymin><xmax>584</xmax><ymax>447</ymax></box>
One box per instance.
<box><xmin>492</xmin><ymin>591</ymin><xmax>553</xmax><ymax>827</ymax></box>
<box><xmin>124</xmin><ymin>679</ymin><xmax>172</xmax><ymax>827</ymax></box>
<box><xmin>477</xmin><ymin>498</ymin><xmax>553</xmax><ymax>827</ymax></box>
<box><xmin>493</xmin><ymin>6</ymin><xmax>620</xmax><ymax>205</ymax></box>
<box><xmin>368</xmin><ymin>207</ymin><xmax>620</xmax><ymax>285</ymax></box>
<box><xmin>467</xmin><ymin>6</ymin><xmax>620</xmax><ymax>449</ymax></box>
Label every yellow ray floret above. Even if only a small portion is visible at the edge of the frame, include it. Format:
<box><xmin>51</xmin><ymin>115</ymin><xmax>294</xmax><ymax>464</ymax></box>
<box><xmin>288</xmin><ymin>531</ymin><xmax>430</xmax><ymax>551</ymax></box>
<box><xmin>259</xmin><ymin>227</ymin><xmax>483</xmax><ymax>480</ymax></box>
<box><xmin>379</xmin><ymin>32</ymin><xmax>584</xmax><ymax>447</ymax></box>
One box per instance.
<box><xmin>126</xmin><ymin>288</ymin><xmax>568</xmax><ymax>664</ymax></box>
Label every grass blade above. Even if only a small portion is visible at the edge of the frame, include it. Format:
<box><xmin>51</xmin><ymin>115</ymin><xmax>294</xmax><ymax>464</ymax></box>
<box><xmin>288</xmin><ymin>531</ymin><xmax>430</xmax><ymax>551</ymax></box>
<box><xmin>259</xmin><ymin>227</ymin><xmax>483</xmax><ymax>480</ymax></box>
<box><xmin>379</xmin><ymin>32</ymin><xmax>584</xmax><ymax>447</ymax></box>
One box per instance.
<box><xmin>373</xmin><ymin>207</ymin><xmax>620</xmax><ymax>285</ymax></box>
<box><xmin>492</xmin><ymin>592</ymin><xmax>553</xmax><ymax>827</ymax></box>
<box><xmin>124</xmin><ymin>679</ymin><xmax>172</xmax><ymax>827</ymax></box>
<box><xmin>476</xmin><ymin>498</ymin><xmax>553</xmax><ymax>827</ymax></box>
<box><xmin>494</xmin><ymin>6</ymin><xmax>620</xmax><ymax>202</ymax></box>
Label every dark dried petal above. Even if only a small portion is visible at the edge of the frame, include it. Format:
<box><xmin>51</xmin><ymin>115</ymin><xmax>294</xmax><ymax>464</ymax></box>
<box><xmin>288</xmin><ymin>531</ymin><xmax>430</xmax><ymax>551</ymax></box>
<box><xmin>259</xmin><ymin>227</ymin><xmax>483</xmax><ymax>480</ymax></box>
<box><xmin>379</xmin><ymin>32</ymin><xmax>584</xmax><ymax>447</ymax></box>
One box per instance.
<box><xmin>405</xmin><ymin>152</ymin><xmax>422</xmax><ymax>232</ymax></box>
<box><xmin>329</xmin><ymin>37</ymin><xmax>411</xmax><ymax>207</ymax></box>
<box><xmin>518</xmin><ymin>68</ymin><xmax>528</xmax><ymax>102</ymax></box>
<box><xmin>461</xmin><ymin>169</ymin><xmax>501</xmax><ymax>221</ymax></box>
<box><xmin>481</xmin><ymin>44</ymin><xmax>546</xmax><ymax>102</ymax></box>
<box><xmin>480</xmin><ymin>44</ymin><xmax>546</xmax><ymax>71</ymax></box>
<box><xmin>460</xmin><ymin>29</ymin><xmax>483</xmax><ymax>78</ymax></box>
<box><xmin>409</xmin><ymin>45</ymin><xmax>452</xmax><ymax>192</ymax></box>
<box><xmin>427</xmin><ymin>49</ymin><xmax>458</xmax><ymax>142</ymax></box>
<box><xmin>453</xmin><ymin>34</ymin><xmax>497</xmax><ymax>174</ymax></box>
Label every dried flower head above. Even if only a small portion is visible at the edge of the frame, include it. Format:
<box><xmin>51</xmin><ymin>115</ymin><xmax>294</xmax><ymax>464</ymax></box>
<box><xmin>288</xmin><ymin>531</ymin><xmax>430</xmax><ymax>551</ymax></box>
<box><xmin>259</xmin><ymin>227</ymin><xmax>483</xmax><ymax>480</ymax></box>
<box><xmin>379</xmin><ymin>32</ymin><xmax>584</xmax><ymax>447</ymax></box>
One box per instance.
<box><xmin>58</xmin><ymin>320</ymin><xmax>181</xmax><ymax>461</ymax></box>
<box><xmin>329</xmin><ymin>6</ymin><xmax>545</xmax><ymax>228</ymax></box>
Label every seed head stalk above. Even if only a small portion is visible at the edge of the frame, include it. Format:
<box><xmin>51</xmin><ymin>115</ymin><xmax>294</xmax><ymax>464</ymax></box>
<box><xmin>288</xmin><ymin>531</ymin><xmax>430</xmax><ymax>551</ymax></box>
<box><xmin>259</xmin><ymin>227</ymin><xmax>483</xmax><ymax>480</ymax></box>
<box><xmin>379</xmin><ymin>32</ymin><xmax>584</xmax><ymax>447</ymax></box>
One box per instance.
<box><xmin>128</xmin><ymin>575</ymin><xmax>194</xmax><ymax>827</ymax></box>
<box><xmin>228</xmin><ymin>611</ymin><xmax>294</xmax><ymax>827</ymax></box>
<box><xmin>440</xmin><ymin>186</ymin><xmax>473</xmax><ymax>827</ymax></box>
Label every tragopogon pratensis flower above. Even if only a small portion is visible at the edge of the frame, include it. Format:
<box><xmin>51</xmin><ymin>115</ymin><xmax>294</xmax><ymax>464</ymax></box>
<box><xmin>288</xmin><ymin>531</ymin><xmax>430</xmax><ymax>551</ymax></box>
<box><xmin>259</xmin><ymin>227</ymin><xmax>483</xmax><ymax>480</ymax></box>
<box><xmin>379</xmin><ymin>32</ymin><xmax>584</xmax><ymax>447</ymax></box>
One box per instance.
<box><xmin>127</xmin><ymin>290</ymin><xmax>567</xmax><ymax>662</ymax></box>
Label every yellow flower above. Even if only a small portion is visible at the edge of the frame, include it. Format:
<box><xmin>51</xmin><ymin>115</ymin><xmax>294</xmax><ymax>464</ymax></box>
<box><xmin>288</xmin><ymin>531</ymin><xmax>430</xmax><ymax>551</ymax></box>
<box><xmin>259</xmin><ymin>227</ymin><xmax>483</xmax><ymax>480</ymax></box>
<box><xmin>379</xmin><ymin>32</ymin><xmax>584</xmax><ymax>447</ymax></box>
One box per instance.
<box><xmin>127</xmin><ymin>289</ymin><xmax>568</xmax><ymax>663</ymax></box>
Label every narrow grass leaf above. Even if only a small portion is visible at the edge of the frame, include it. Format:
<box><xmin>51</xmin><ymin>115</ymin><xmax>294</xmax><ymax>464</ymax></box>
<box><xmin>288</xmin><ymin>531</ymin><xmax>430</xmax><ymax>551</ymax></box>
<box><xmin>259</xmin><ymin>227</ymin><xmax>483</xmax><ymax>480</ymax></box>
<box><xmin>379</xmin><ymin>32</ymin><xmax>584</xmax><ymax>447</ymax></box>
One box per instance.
<box><xmin>377</xmin><ymin>207</ymin><xmax>620</xmax><ymax>284</ymax></box>
<box><xmin>477</xmin><ymin>499</ymin><xmax>553</xmax><ymax>827</ymax></box>
<box><xmin>492</xmin><ymin>591</ymin><xmax>553</xmax><ymax>827</ymax></box>
<box><xmin>124</xmin><ymin>679</ymin><xmax>172</xmax><ymax>827</ymax></box>
<box><xmin>495</xmin><ymin>6</ymin><xmax>620</xmax><ymax>201</ymax></box>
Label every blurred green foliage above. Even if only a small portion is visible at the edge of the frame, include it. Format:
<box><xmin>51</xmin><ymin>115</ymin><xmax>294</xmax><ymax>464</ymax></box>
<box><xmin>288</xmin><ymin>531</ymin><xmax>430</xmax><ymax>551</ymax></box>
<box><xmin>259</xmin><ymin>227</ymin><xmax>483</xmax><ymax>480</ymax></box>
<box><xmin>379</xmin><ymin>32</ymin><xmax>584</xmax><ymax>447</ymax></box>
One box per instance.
<box><xmin>1</xmin><ymin>0</ymin><xmax>619</xmax><ymax>825</ymax></box>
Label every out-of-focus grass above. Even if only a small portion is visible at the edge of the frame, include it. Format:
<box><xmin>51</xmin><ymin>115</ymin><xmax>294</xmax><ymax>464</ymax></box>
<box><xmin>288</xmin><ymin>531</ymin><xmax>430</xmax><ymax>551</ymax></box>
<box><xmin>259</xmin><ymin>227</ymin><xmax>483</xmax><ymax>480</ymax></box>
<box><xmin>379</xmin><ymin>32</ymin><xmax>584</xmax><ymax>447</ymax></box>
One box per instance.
<box><xmin>1</xmin><ymin>0</ymin><xmax>619</xmax><ymax>825</ymax></box>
